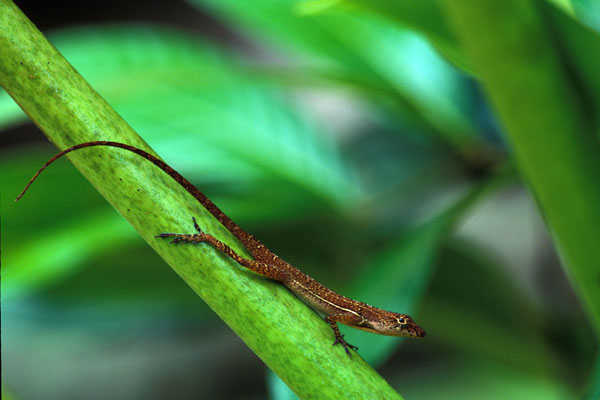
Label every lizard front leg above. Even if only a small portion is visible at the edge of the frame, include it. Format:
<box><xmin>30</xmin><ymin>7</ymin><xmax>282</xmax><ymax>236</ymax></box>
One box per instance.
<box><xmin>326</xmin><ymin>314</ymin><xmax>360</xmax><ymax>357</ymax></box>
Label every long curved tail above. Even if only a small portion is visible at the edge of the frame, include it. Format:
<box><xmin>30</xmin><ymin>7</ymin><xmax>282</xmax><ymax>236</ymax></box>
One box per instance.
<box><xmin>17</xmin><ymin>141</ymin><xmax>267</xmax><ymax>258</ymax></box>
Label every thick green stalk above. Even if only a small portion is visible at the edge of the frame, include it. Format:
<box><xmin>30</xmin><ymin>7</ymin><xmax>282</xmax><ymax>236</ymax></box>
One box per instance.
<box><xmin>0</xmin><ymin>1</ymin><xmax>402</xmax><ymax>398</ymax></box>
<box><xmin>440</xmin><ymin>0</ymin><xmax>600</xmax><ymax>333</ymax></box>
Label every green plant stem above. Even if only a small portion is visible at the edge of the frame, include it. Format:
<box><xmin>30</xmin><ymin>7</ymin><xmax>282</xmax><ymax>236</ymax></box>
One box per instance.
<box><xmin>0</xmin><ymin>1</ymin><xmax>403</xmax><ymax>398</ymax></box>
<box><xmin>440</xmin><ymin>0</ymin><xmax>600</xmax><ymax>334</ymax></box>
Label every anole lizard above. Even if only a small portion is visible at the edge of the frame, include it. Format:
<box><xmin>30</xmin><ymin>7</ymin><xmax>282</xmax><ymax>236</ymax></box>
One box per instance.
<box><xmin>17</xmin><ymin>141</ymin><xmax>426</xmax><ymax>356</ymax></box>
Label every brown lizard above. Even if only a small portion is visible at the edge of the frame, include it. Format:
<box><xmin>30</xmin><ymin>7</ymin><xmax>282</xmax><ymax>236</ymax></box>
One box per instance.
<box><xmin>17</xmin><ymin>141</ymin><xmax>426</xmax><ymax>356</ymax></box>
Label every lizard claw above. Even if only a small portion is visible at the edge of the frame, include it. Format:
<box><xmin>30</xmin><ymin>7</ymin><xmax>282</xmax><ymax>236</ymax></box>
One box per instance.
<box><xmin>332</xmin><ymin>334</ymin><xmax>358</xmax><ymax>357</ymax></box>
<box><xmin>192</xmin><ymin>217</ymin><xmax>203</xmax><ymax>234</ymax></box>
<box><xmin>155</xmin><ymin>217</ymin><xmax>202</xmax><ymax>242</ymax></box>
<box><xmin>155</xmin><ymin>233</ymin><xmax>177</xmax><ymax>238</ymax></box>
<box><xmin>155</xmin><ymin>233</ymin><xmax>191</xmax><ymax>244</ymax></box>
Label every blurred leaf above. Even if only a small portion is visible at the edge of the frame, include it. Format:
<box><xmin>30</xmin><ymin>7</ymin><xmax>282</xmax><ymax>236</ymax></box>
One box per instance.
<box><xmin>0</xmin><ymin>89</ymin><xmax>25</xmax><ymax>127</ymax></box>
<box><xmin>397</xmin><ymin>354</ymin><xmax>574</xmax><ymax>399</ymax></box>
<box><xmin>545</xmin><ymin>2</ymin><xmax>600</xmax><ymax>135</ymax></box>
<box><xmin>298</xmin><ymin>0</ymin><xmax>472</xmax><ymax>73</ymax></box>
<box><xmin>1</xmin><ymin>387</ymin><xmax>17</xmax><ymax>400</ymax></box>
<box><xmin>545</xmin><ymin>0</ymin><xmax>576</xmax><ymax>15</ymax></box>
<box><xmin>421</xmin><ymin>245</ymin><xmax>561</xmax><ymax>375</ymax></box>
<box><xmin>15</xmin><ymin>242</ymin><xmax>211</xmax><ymax>323</ymax></box>
<box><xmin>0</xmin><ymin>25</ymin><xmax>359</xmax><ymax>208</ymax></box>
<box><xmin>3</xmin><ymin>210</ymin><xmax>135</xmax><ymax>301</ymax></box>
<box><xmin>189</xmin><ymin>0</ymin><xmax>477</xmax><ymax>147</ymax></box>
<box><xmin>440</xmin><ymin>0</ymin><xmax>600</xmax><ymax>335</ymax></box>
<box><xmin>571</xmin><ymin>0</ymin><xmax>600</xmax><ymax>32</ymax></box>
<box><xmin>586</xmin><ymin>354</ymin><xmax>600</xmax><ymax>399</ymax></box>
<box><xmin>268</xmin><ymin>370</ymin><xmax>300</xmax><ymax>400</ymax></box>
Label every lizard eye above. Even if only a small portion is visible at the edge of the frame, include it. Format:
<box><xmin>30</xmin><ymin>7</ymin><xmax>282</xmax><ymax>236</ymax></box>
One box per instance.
<box><xmin>396</xmin><ymin>317</ymin><xmax>407</xmax><ymax>325</ymax></box>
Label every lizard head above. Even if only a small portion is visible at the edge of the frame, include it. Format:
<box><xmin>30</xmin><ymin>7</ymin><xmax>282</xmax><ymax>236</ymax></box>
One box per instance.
<box><xmin>378</xmin><ymin>313</ymin><xmax>426</xmax><ymax>338</ymax></box>
<box><xmin>355</xmin><ymin>312</ymin><xmax>426</xmax><ymax>338</ymax></box>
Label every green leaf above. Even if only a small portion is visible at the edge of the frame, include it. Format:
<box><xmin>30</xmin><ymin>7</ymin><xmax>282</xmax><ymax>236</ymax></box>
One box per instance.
<box><xmin>439</xmin><ymin>0</ymin><xmax>600</xmax><ymax>335</ymax></box>
<box><xmin>545</xmin><ymin>3</ymin><xmax>600</xmax><ymax>135</ymax></box>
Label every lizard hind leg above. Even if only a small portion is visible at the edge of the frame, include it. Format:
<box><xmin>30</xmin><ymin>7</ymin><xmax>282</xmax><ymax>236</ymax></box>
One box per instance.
<box><xmin>326</xmin><ymin>315</ymin><xmax>359</xmax><ymax>357</ymax></box>
<box><xmin>156</xmin><ymin>218</ymin><xmax>288</xmax><ymax>282</ymax></box>
<box><xmin>155</xmin><ymin>217</ymin><xmax>210</xmax><ymax>243</ymax></box>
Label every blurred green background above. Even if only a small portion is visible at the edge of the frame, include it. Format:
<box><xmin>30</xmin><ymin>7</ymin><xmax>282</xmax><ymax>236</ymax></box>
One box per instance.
<box><xmin>1</xmin><ymin>0</ymin><xmax>599</xmax><ymax>399</ymax></box>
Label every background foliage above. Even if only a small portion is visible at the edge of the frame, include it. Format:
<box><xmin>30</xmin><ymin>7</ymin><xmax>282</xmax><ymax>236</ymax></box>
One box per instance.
<box><xmin>1</xmin><ymin>0</ymin><xmax>599</xmax><ymax>398</ymax></box>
